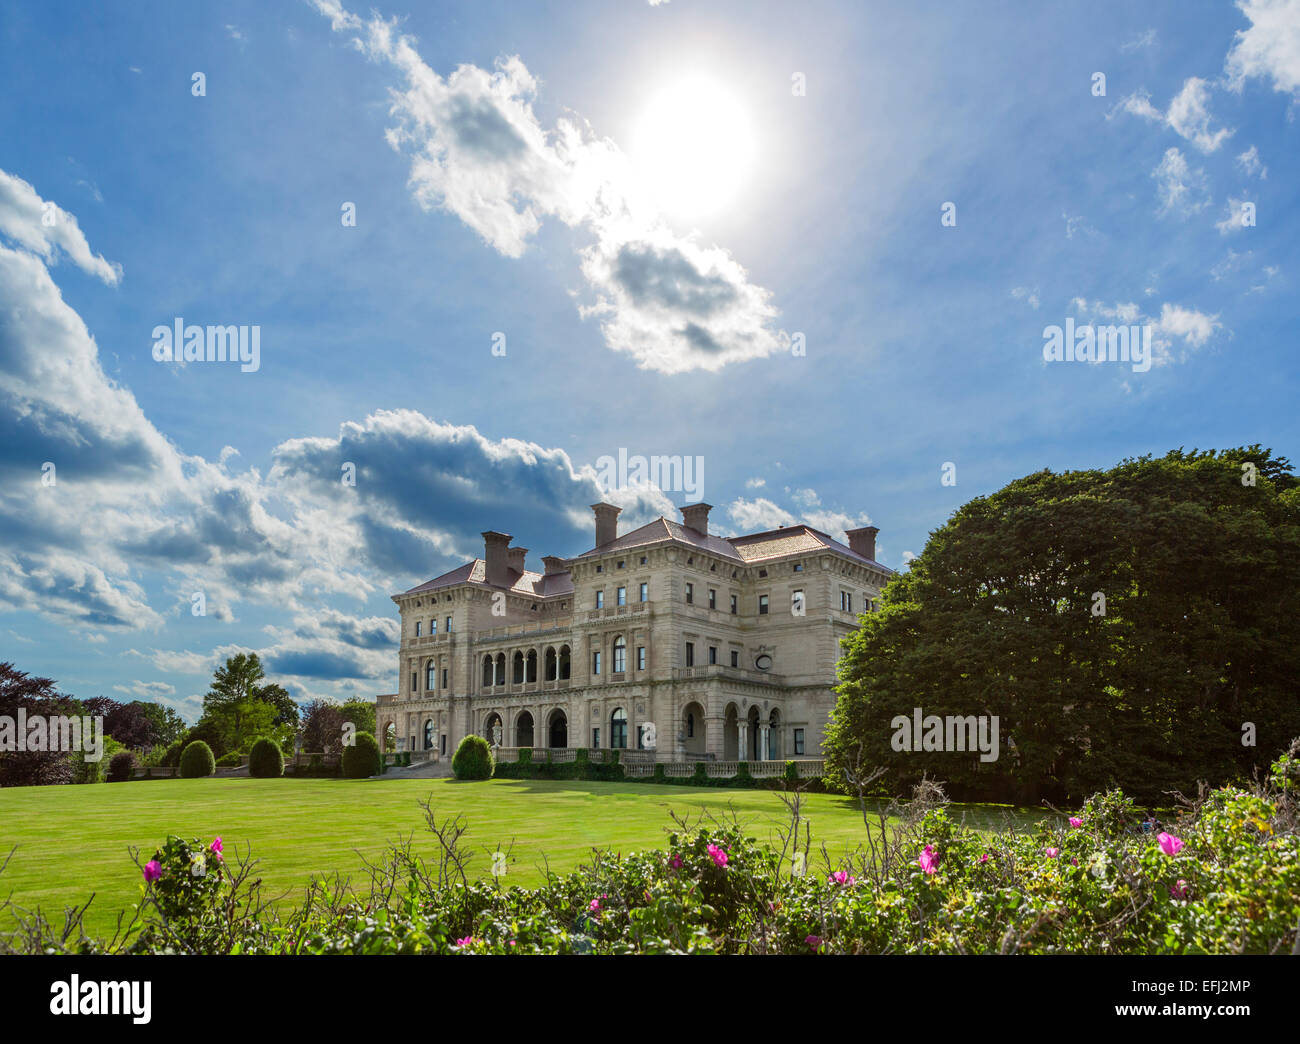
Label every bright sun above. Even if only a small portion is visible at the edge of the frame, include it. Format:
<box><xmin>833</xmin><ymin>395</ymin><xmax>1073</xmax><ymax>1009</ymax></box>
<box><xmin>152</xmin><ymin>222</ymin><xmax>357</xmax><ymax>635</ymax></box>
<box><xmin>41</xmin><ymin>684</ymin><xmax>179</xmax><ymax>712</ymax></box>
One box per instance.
<box><xmin>631</xmin><ymin>75</ymin><xmax>756</xmax><ymax>221</ymax></box>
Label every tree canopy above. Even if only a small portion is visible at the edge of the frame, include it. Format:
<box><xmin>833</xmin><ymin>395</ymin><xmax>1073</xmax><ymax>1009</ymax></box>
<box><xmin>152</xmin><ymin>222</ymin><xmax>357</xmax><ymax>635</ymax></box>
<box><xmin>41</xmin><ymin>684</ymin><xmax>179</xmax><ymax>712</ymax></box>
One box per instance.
<box><xmin>825</xmin><ymin>446</ymin><xmax>1300</xmax><ymax>803</ymax></box>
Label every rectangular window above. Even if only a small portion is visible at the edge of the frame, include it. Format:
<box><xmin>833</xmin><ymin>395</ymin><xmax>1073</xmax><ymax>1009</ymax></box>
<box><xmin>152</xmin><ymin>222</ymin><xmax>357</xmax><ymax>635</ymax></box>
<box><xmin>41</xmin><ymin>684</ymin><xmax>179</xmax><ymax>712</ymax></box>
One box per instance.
<box><xmin>730</xmin><ymin>594</ymin><xmax>738</xmax><ymax>615</ymax></box>
<box><xmin>639</xmin><ymin>582</ymin><xmax>648</xmax><ymax>602</ymax></box>
<box><xmin>708</xmin><ymin>588</ymin><xmax>717</xmax><ymax>609</ymax></box>
<box><xmin>793</xmin><ymin>589</ymin><xmax>804</xmax><ymax>615</ymax></box>
<box><xmin>793</xmin><ymin>562</ymin><xmax>803</xmax><ymax>572</ymax></box>
<box><xmin>593</xmin><ymin>651</ymin><xmax>602</xmax><ymax>675</ymax></box>
<box><xmin>759</xmin><ymin>594</ymin><xmax>769</xmax><ymax>615</ymax></box>
<box><xmin>708</xmin><ymin>646</ymin><xmax>717</xmax><ymax>665</ymax></box>
<box><xmin>595</xmin><ymin>590</ymin><xmax>604</xmax><ymax>609</ymax></box>
<box><xmin>592</xmin><ymin>728</ymin><xmax>600</xmax><ymax>748</ymax></box>
<box><xmin>411</xmin><ymin>672</ymin><xmax>418</xmax><ymax>691</ymax></box>
<box><xmin>794</xmin><ymin>729</ymin><xmax>805</xmax><ymax>755</ymax></box>
<box><xmin>430</xmin><ymin>618</ymin><xmax>437</xmax><ymax>634</ymax></box>
<box><xmin>440</xmin><ymin>734</ymin><xmax>447</xmax><ymax>755</ymax></box>
<box><xmin>637</xmin><ymin>646</ymin><xmax>646</xmax><ymax>670</ymax></box>
<box><xmin>446</xmin><ymin>616</ymin><xmax>452</xmax><ymax>632</ymax></box>
<box><xmin>617</xmin><ymin>586</ymin><xmax>626</xmax><ymax>606</ymax></box>
<box><xmin>442</xmin><ymin>668</ymin><xmax>448</xmax><ymax>688</ymax></box>
<box><xmin>685</xmin><ymin>583</ymin><xmax>693</xmax><ymax>605</ymax></box>
<box><xmin>415</xmin><ymin>621</ymin><xmax>421</xmax><ymax>636</ymax></box>
<box><xmin>613</xmin><ymin>643</ymin><xmax>626</xmax><ymax>673</ymax></box>
<box><xmin>730</xmin><ymin>650</ymin><xmax>739</xmax><ymax>668</ymax></box>
<box><xmin>685</xmin><ymin>642</ymin><xmax>695</xmax><ymax>667</ymax></box>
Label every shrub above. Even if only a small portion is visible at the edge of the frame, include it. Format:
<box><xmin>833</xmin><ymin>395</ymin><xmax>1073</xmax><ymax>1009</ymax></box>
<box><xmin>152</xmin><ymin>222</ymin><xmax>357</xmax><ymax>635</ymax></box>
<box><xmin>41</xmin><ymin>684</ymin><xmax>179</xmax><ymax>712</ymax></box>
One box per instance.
<box><xmin>179</xmin><ymin>741</ymin><xmax>215</xmax><ymax>779</ymax></box>
<box><xmin>248</xmin><ymin>738</ymin><xmax>284</xmax><ymax>778</ymax></box>
<box><xmin>160</xmin><ymin>739</ymin><xmax>185</xmax><ymax>768</ymax></box>
<box><xmin>452</xmin><ymin>734</ymin><xmax>494</xmax><ymax>780</ymax></box>
<box><xmin>784</xmin><ymin>759</ymin><xmax>799</xmax><ymax>782</ymax></box>
<box><xmin>653</xmin><ymin>763</ymin><xmax>666</xmax><ymax>783</ymax></box>
<box><xmin>342</xmin><ymin>731</ymin><xmax>381</xmax><ymax>779</ymax></box>
<box><xmin>693</xmin><ymin>761</ymin><xmax>708</xmax><ymax>783</ymax></box>
<box><xmin>106</xmin><ymin>751</ymin><xmax>136</xmax><ymax>783</ymax></box>
<box><xmin>216</xmin><ymin>752</ymin><xmax>242</xmax><ymax>768</ymax></box>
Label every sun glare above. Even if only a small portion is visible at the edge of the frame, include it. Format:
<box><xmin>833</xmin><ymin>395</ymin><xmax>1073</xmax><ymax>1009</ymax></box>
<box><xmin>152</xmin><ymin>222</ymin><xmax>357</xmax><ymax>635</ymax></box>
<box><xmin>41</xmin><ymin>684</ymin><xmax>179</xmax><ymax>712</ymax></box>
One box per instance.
<box><xmin>631</xmin><ymin>74</ymin><xmax>757</xmax><ymax>222</ymax></box>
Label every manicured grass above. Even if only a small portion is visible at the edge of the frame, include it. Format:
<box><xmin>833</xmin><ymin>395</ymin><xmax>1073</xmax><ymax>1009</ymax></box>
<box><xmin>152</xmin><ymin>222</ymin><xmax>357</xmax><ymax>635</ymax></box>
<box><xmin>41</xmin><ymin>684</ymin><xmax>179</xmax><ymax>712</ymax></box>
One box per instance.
<box><xmin>0</xmin><ymin>777</ymin><xmax>1041</xmax><ymax>937</ymax></box>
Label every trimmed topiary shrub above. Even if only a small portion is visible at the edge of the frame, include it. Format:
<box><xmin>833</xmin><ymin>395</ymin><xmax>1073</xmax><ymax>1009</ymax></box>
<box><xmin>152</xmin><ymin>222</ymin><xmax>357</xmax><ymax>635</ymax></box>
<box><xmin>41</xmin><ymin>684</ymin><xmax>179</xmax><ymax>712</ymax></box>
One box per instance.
<box><xmin>107</xmin><ymin>751</ymin><xmax>136</xmax><ymax>783</ymax></box>
<box><xmin>180</xmin><ymin>741</ymin><xmax>216</xmax><ymax>779</ymax></box>
<box><xmin>342</xmin><ymin>731</ymin><xmax>381</xmax><ymax>779</ymax></box>
<box><xmin>248</xmin><ymin>738</ymin><xmax>283</xmax><ymax>778</ymax></box>
<box><xmin>452</xmin><ymin>734</ymin><xmax>494</xmax><ymax>780</ymax></box>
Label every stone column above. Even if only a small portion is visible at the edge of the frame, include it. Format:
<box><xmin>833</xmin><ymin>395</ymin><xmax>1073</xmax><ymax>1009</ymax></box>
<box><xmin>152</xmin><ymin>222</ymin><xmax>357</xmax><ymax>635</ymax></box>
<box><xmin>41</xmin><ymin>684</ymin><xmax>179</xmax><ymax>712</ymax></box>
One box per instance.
<box><xmin>759</xmin><ymin>724</ymin><xmax>770</xmax><ymax>762</ymax></box>
<box><xmin>737</xmin><ymin>720</ymin><xmax>749</xmax><ymax>761</ymax></box>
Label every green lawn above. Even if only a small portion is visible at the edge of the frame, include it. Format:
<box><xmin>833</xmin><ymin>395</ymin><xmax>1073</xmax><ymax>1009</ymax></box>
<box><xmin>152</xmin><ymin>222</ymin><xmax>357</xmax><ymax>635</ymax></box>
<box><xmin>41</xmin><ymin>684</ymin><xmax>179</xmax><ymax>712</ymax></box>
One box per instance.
<box><xmin>0</xmin><ymin>776</ymin><xmax>1040</xmax><ymax>937</ymax></box>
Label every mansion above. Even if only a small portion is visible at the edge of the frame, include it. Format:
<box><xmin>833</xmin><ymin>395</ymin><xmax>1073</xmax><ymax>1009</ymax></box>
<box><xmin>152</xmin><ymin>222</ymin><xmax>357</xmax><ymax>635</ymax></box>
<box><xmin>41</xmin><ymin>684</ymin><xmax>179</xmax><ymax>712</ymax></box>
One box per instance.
<box><xmin>376</xmin><ymin>502</ymin><xmax>893</xmax><ymax>764</ymax></box>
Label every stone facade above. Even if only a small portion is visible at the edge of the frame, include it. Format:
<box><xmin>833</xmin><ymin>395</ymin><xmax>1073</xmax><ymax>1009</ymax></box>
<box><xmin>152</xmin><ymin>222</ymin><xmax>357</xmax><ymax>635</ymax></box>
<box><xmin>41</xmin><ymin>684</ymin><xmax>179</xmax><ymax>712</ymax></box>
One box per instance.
<box><xmin>376</xmin><ymin>503</ymin><xmax>892</xmax><ymax>762</ymax></box>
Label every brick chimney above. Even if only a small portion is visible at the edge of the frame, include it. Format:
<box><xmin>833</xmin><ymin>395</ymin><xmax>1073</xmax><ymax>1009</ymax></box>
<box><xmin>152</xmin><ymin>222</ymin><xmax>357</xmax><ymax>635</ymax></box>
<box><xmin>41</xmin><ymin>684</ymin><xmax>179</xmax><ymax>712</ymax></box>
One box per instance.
<box><xmin>680</xmin><ymin>502</ymin><xmax>711</xmax><ymax>535</ymax></box>
<box><xmin>482</xmin><ymin>531</ymin><xmax>512</xmax><ymax>587</ymax></box>
<box><xmin>507</xmin><ymin>546</ymin><xmax>528</xmax><ymax>575</ymax></box>
<box><xmin>591</xmin><ymin>503</ymin><xmax>621</xmax><ymax>548</ymax></box>
<box><xmin>845</xmin><ymin>525</ymin><xmax>879</xmax><ymax>561</ymax></box>
<box><xmin>542</xmin><ymin>555</ymin><xmax>566</xmax><ymax>576</ymax></box>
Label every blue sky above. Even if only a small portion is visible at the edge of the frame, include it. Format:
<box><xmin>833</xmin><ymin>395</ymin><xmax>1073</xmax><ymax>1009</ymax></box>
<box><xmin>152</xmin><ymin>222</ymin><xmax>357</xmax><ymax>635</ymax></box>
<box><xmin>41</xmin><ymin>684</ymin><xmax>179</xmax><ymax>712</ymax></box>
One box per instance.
<box><xmin>1</xmin><ymin>0</ymin><xmax>1296</xmax><ymax>720</ymax></box>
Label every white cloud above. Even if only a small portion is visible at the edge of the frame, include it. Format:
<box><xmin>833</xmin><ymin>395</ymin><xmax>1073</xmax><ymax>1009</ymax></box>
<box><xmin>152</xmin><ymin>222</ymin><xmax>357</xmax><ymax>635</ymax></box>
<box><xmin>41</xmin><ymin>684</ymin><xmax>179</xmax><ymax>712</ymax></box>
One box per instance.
<box><xmin>1165</xmin><ymin>78</ymin><xmax>1234</xmax><ymax>152</ymax></box>
<box><xmin>308</xmin><ymin>1</ymin><xmax>786</xmax><ymax>374</ymax></box>
<box><xmin>725</xmin><ymin>491</ymin><xmax>870</xmax><ymax>543</ymax></box>
<box><xmin>1215</xmin><ymin>196</ymin><xmax>1255</xmax><ymax>233</ymax></box>
<box><xmin>0</xmin><ymin>170</ymin><xmax>121</xmax><ymax>284</ymax></box>
<box><xmin>1011</xmin><ymin>286</ymin><xmax>1040</xmax><ymax>309</ymax></box>
<box><xmin>1121</xmin><ymin>29</ymin><xmax>1158</xmax><ymax>52</ymax></box>
<box><xmin>1154</xmin><ymin>302</ymin><xmax>1220</xmax><ymax>348</ymax></box>
<box><xmin>743</xmin><ymin>477</ymin><xmax>765</xmax><ymax>489</ymax></box>
<box><xmin>1112</xmin><ymin>78</ymin><xmax>1233</xmax><ymax>153</ymax></box>
<box><xmin>1152</xmin><ymin>148</ymin><xmax>1210</xmax><ymax>216</ymax></box>
<box><xmin>1225</xmin><ymin>0</ymin><xmax>1300</xmax><ymax>97</ymax></box>
<box><xmin>1236</xmin><ymin>145</ymin><xmax>1268</xmax><ymax>177</ymax></box>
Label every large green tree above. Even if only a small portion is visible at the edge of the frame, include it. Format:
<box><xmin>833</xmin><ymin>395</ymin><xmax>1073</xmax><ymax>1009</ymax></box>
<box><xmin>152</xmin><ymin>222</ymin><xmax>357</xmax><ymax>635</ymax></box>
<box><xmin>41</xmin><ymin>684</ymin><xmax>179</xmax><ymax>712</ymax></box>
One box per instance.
<box><xmin>825</xmin><ymin>446</ymin><xmax>1300</xmax><ymax>804</ymax></box>
<box><xmin>201</xmin><ymin>653</ymin><xmax>298</xmax><ymax>753</ymax></box>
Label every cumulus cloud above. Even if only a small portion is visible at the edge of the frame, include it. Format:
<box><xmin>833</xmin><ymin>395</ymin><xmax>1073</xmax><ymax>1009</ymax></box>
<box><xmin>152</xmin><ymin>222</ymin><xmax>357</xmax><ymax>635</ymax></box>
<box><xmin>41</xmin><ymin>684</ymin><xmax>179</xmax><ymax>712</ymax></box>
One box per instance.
<box><xmin>725</xmin><ymin>489</ymin><xmax>871</xmax><ymax>543</ymax></box>
<box><xmin>1070</xmin><ymin>297</ymin><xmax>1221</xmax><ymax>366</ymax></box>
<box><xmin>1225</xmin><ymin>0</ymin><xmax>1300</xmax><ymax>97</ymax></box>
<box><xmin>0</xmin><ymin>166</ymin><xmax>698</xmax><ymax>643</ymax></box>
<box><xmin>307</xmin><ymin>0</ymin><xmax>785</xmax><ymax>373</ymax></box>
<box><xmin>0</xmin><ymin>170</ymin><xmax>121</xmax><ymax>285</ymax></box>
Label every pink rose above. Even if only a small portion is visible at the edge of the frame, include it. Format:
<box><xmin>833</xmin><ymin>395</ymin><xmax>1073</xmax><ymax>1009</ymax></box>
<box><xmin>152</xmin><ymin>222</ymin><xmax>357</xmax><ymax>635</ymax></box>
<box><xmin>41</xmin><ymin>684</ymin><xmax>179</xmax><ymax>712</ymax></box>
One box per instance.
<box><xmin>707</xmin><ymin>843</ymin><xmax>728</xmax><ymax>868</ymax></box>
<box><xmin>1046</xmin><ymin>847</ymin><xmax>1059</xmax><ymax>858</ymax></box>
<box><xmin>1068</xmin><ymin>817</ymin><xmax>1083</xmax><ymax>829</ymax></box>
<box><xmin>918</xmin><ymin>845</ymin><xmax>938</xmax><ymax>875</ymax></box>
<box><xmin>143</xmin><ymin>859</ymin><xmax>161</xmax><ymax>883</ymax></box>
<box><xmin>1157</xmin><ymin>832</ymin><xmax>1184</xmax><ymax>857</ymax></box>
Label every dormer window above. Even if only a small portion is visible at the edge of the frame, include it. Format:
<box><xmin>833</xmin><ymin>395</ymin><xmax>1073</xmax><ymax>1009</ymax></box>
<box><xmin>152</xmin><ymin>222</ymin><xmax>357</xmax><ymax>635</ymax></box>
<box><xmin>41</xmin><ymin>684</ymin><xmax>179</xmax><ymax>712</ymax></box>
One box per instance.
<box><xmin>759</xmin><ymin>568</ymin><xmax>768</xmax><ymax>578</ymax></box>
<box><xmin>792</xmin><ymin>563</ymin><xmax>803</xmax><ymax>572</ymax></box>
<box><xmin>617</xmin><ymin>560</ymin><xmax>625</xmax><ymax>569</ymax></box>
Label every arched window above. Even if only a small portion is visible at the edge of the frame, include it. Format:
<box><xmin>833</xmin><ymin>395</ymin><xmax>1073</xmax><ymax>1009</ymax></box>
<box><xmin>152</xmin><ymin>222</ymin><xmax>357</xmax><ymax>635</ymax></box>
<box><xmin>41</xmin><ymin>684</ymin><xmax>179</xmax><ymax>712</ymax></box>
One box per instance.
<box><xmin>482</xmin><ymin>655</ymin><xmax>493</xmax><ymax>687</ymax></box>
<box><xmin>495</xmin><ymin>653</ymin><xmax>506</xmax><ymax>686</ymax></box>
<box><xmin>424</xmin><ymin>719</ymin><xmax>434</xmax><ymax>750</ymax></box>
<box><xmin>426</xmin><ymin>660</ymin><xmax>437</xmax><ymax>691</ymax></box>
<box><xmin>545</xmin><ymin>646</ymin><xmax>557</xmax><ymax>681</ymax></box>
<box><xmin>559</xmin><ymin>645</ymin><xmax>571</xmax><ymax>681</ymax></box>
<box><xmin>687</xmin><ymin>712</ymin><xmax>695</xmax><ymax>738</ymax></box>
<box><xmin>611</xmin><ymin>707</ymin><xmax>628</xmax><ymax>749</ymax></box>
<box><xmin>526</xmin><ymin>649</ymin><xmax>538</xmax><ymax>683</ymax></box>
<box><xmin>612</xmin><ymin>635</ymin><xmax>626</xmax><ymax>674</ymax></box>
<box><xmin>513</xmin><ymin>651</ymin><xmax>525</xmax><ymax>684</ymax></box>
